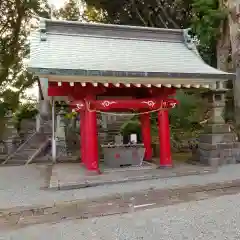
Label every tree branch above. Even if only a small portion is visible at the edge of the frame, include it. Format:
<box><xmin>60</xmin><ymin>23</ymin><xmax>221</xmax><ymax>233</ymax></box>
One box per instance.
<box><xmin>155</xmin><ymin>0</ymin><xmax>179</xmax><ymax>28</ymax></box>
<box><xmin>0</xmin><ymin>20</ymin><xmax>10</xmax><ymax>37</ymax></box>
<box><xmin>155</xmin><ymin>8</ymin><xmax>168</xmax><ymax>28</ymax></box>
<box><xmin>147</xmin><ymin>11</ymin><xmax>155</xmax><ymax>27</ymax></box>
<box><xmin>131</xmin><ymin>0</ymin><xmax>148</xmax><ymax>26</ymax></box>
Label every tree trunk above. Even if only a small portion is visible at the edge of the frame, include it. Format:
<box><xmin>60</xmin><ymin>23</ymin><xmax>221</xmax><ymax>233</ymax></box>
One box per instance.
<box><xmin>228</xmin><ymin>0</ymin><xmax>240</xmax><ymax>123</ymax></box>
<box><xmin>217</xmin><ymin>0</ymin><xmax>231</xmax><ymax>72</ymax></box>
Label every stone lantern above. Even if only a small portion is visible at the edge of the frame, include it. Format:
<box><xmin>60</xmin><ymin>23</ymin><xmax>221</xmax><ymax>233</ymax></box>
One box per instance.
<box><xmin>5</xmin><ymin>110</ymin><xmax>18</xmax><ymax>154</ymax></box>
<box><xmin>197</xmin><ymin>81</ymin><xmax>237</xmax><ymax>166</ymax></box>
<box><xmin>56</xmin><ymin>107</ymin><xmax>68</xmax><ymax>157</ymax></box>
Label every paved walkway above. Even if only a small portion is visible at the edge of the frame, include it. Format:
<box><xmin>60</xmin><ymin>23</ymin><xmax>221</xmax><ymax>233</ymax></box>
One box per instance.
<box><xmin>2</xmin><ymin>192</ymin><xmax>240</xmax><ymax>239</ymax></box>
<box><xmin>49</xmin><ymin>163</ymin><xmax>214</xmax><ymax>189</ymax></box>
<box><xmin>0</xmin><ymin>164</ymin><xmax>240</xmax><ymax>210</ymax></box>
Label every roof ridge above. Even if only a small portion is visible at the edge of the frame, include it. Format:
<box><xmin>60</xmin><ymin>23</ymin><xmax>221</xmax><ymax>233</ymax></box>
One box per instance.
<box><xmin>39</xmin><ymin>18</ymin><xmax>184</xmax><ymax>43</ymax></box>
<box><xmin>45</xmin><ymin>31</ymin><xmax>183</xmax><ymax>43</ymax></box>
<box><xmin>43</xmin><ymin>18</ymin><xmax>183</xmax><ymax>34</ymax></box>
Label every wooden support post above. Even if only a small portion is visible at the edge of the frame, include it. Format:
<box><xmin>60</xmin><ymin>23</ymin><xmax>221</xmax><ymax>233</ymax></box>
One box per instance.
<box><xmin>51</xmin><ymin>97</ymin><xmax>56</xmax><ymax>163</ymax></box>
<box><xmin>85</xmin><ymin>96</ymin><xmax>100</xmax><ymax>173</ymax></box>
<box><xmin>140</xmin><ymin>113</ymin><xmax>152</xmax><ymax>161</ymax></box>
<box><xmin>80</xmin><ymin>110</ymin><xmax>86</xmax><ymax>165</ymax></box>
<box><xmin>158</xmin><ymin>110</ymin><xmax>172</xmax><ymax>167</ymax></box>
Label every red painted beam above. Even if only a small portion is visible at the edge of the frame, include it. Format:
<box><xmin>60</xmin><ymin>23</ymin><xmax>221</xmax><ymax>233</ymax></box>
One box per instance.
<box><xmin>70</xmin><ymin>98</ymin><xmax>178</xmax><ymax>112</ymax></box>
<box><xmin>48</xmin><ymin>84</ymin><xmax>106</xmax><ymax>97</ymax></box>
<box><xmin>90</xmin><ymin>99</ymin><xmax>178</xmax><ymax>111</ymax></box>
<box><xmin>48</xmin><ymin>86</ymin><xmax>70</xmax><ymax>96</ymax></box>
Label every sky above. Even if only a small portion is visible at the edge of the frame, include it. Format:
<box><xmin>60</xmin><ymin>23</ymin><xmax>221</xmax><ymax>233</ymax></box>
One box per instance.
<box><xmin>49</xmin><ymin>0</ymin><xmax>66</xmax><ymax>8</ymax></box>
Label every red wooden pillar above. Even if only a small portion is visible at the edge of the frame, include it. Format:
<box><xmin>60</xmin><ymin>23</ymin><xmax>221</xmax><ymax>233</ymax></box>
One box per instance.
<box><xmin>158</xmin><ymin>110</ymin><xmax>173</xmax><ymax>167</ymax></box>
<box><xmin>85</xmin><ymin>96</ymin><xmax>100</xmax><ymax>173</ymax></box>
<box><xmin>140</xmin><ymin>113</ymin><xmax>152</xmax><ymax>161</ymax></box>
<box><xmin>80</xmin><ymin>110</ymin><xmax>86</xmax><ymax>165</ymax></box>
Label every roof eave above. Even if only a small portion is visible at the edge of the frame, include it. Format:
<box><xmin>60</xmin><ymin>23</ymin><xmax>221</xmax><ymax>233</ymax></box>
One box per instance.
<box><xmin>28</xmin><ymin>67</ymin><xmax>235</xmax><ymax>81</ymax></box>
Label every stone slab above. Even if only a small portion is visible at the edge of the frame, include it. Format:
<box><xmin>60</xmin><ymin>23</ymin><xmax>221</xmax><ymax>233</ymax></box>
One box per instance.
<box><xmin>48</xmin><ymin>163</ymin><xmax>217</xmax><ymax>190</ymax></box>
<box><xmin>198</xmin><ymin>149</ymin><xmax>220</xmax><ymax>158</ymax></box>
<box><xmin>204</xmin><ymin>124</ymin><xmax>231</xmax><ymax>134</ymax></box>
<box><xmin>199</xmin><ymin>133</ymin><xmax>236</xmax><ymax>144</ymax></box>
<box><xmin>200</xmin><ymin>157</ymin><xmax>220</xmax><ymax>168</ymax></box>
<box><xmin>198</xmin><ymin>142</ymin><xmax>235</xmax><ymax>151</ymax></box>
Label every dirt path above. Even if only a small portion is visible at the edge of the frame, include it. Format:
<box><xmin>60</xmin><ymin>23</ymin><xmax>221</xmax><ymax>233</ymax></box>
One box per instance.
<box><xmin>2</xmin><ymin>181</ymin><xmax>240</xmax><ymax>231</ymax></box>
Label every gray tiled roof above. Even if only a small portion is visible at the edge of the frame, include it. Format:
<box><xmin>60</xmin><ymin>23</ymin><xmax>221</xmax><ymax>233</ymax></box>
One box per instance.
<box><xmin>28</xmin><ymin>19</ymin><xmax>234</xmax><ymax>81</ymax></box>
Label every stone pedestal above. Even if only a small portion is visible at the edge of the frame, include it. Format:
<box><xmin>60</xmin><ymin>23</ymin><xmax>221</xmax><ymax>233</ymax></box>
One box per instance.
<box><xmin>55</xmin><ymin>107</ymin><xmax>68</xmax><ymax>158</ymax></box>
<box><xmin>39</xmin><ymin>100</ymin><xmax>50</xmax><ymax>118</ymax></box>
<box><xmin>36</xmin><ymin>114</ymin><xmax>41</xmax><ymax>132</ymax></box>
<box><xmin>196</xmin><ymin>84</ymin><xmax>238</xmax><ymax>167</ymax></box>
<box><xmin>5</xmin><ymin>110</ymin><xmax>18</xmax><ymax>154</ymax></box>
<box><xmin>115</xmin><ymin>134</ymin><xmax>123</xmax><ymax>144</ymax></box>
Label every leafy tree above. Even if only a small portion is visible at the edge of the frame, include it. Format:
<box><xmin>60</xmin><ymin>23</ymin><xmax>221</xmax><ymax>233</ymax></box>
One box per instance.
<box><xmin>0</xmin><ymin>0</ymin><xmax>50</xmax><ymax>111</ymax></box>
<box><xmin>14</xmin><ymin>102</ymin><xmax>38</xmax><ymax>131</ymax></box>
<box><xmin>83</xmin><ymin>0</ymin><xmax>224</xmax><ymax>65</ymax></box>
<box><xmin>191</xmin><ymin>0</ymin><xmax>228</xmax><ymax>67</ymax></box>
<box><xmin>120</xmin><ymin>120</ymin><xmax>141</xmax><ymax>143</ymax></box>
<box><xmin>169</xmin><ymin>90</ymin><xmax>208</xmax><ymax>132</ymax></box>
<box><xmin>83</xmin><ymin>0</ymin><xmax>193</xmax><ymax>27</ymax></box>
<box><xmin>0</xmin><ymin>0</ymin><xmax>51</xmax><ymax>136</ymax></box>
<box><xmin>54</xmin><ymin>0</ymin><xmax>81</xmax><ymax>20</ymax></box>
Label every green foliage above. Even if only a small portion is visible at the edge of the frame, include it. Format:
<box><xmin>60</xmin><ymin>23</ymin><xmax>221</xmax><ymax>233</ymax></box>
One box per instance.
<box><xmin>54</xmin><ymin>0</ymin><xmax>80</xmax><ymax>21</ymax></box>
<box><xmin>14</xmin><ymin>103</ymin><xmax>38</xmax><ymax>131</ymax></box>
<box><xmin>120</xmin><ymin>91</ymin><xmax>206</xmax><ymax>135</ymax></box>
<box><xmin>190</xmin><ymin>0</ymin><xmax>227</xmax><ymax>66</ymax></box>
<box><xmin>83</xmin><ymin>0</ymin><xmax>193</xmax><ymax>28</ymax></box>
<box><xmin>0</xmin><ymin>0</ymin><xmax>50</xmax><ymax>114</ymax></box>
<box><xmin>15</xmin><ymin>103</ymin><xmax>38</xmax><ymax>119</ymax></box>
<box><xmin>147</xmin><ymin>90</ymin><xmax>207</xmax><ymax>143</ymax></box>
<box><xmin>169</xmin><ymin>90</ymin><xmax>206</xmax><ymax>131</ymax></box>
<box><xmin>0</xmin><ymin>102</ymin><xmax>10</xmax><ymax>118</ymax></box>
<box><xmin>120</xmin><ymin>120</ymin><xmax>141</xmax><ymax>139</ymax></box>
<box><xmin>191</xmin><ymin>0</ymin><xmax>226</xmax><ymax>45</ymax></box>
<box><xmin>83</xmin><ymin>5</ymin><xmax>108</xmax><ymax>23</ymax></box>
<box><xmin>82</xmin><ymin>0</ymin><xmax>224</xmax><ymax>66</ymax></box>
<box><xmin>65</xmin><ymin>111</ymin><xmax>78</xmax><ymax>119</ymax></box>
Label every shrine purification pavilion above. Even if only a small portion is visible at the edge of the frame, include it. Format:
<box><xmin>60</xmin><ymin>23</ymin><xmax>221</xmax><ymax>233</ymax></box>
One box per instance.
<box><xmin>28</xmin><ymin>19</ymin><xmax>235</xmax><ymax>174</ymax></box>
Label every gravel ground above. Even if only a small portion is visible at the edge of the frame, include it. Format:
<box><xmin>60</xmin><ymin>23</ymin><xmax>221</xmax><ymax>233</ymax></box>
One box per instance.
<box><xmin>1</xmin><ymin>192</ymin><xmax>240</xmax><ymax>239</ymax></box>
<box><xmin>1</xmin><ymin>164</ymin><xmax>240</xmax><ymax>209</ymax></box>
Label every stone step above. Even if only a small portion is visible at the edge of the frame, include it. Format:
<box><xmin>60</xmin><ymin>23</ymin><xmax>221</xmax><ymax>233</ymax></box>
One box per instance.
<box><xmin>33</xmin><ymin>156</ymin><xmax>52</xmax><ymax>163</ymax></box>
<box><xmin>4</xmin><ymin>130</ymin><xmax>51</xmax><ymax>164</ymax></box>
<box><xmin>199</xmin><ymin>133</ymin><xmax>236</xmax><ymax>144</ymax></box>
<box><xmin>1</xmin><ymin>160</ymin><xmax>27</xmax><ymax>165</ymax></box>
<box><xmin>10</xmin><ymin>154</ymin><xmax>35</xmax><ymax>160</ymax></box>
<box><xmin>204</xmin><ymin>124</ymin><xmax>231</xmax><ymax>134</ymax></box>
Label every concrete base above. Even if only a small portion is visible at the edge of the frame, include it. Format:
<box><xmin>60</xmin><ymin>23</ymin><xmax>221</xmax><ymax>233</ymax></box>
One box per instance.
<box><xmin>195</xmin><ymin>126</ymin><xmax>240</xmax><ymax>167</ymax></box>
<box><xmin>48</xmin><ymin>162</ymin><xmax>217</xmax><ymax>190</ymax></box>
